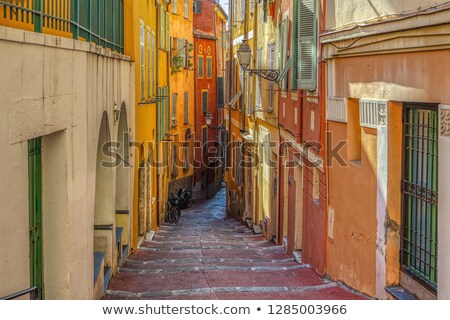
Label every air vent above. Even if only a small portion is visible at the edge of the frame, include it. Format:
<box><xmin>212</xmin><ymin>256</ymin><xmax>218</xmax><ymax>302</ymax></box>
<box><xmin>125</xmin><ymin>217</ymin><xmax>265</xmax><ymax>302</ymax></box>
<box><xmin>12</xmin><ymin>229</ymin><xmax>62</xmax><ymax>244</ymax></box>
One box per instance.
<box><xmin>327</xmin><ymin>97</ymin><xmax>347</xmax><ymax>123</ymax></box>
<box><xmin>360</xmin><ymin>99</ymin><xmax>388</xmax><ymax>128</ymax></box>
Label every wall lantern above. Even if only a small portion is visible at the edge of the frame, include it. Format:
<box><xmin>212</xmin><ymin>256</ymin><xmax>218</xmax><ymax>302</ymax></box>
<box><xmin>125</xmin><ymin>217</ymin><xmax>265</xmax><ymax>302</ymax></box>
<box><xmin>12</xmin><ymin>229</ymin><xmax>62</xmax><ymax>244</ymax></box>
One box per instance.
<box><xmin>205</xmin><ymin>112</ymin><xmax>213</xmax><ymax>126</ymax></box>
<box><xmin>237</xmin><ymin>40</ymin><xmax>279</xmax><ymax>82</ymax></box>
<box><xmin>114</xmin><ymin>103</ymin><xmax>121</xmax><ymax>123</ymax></box>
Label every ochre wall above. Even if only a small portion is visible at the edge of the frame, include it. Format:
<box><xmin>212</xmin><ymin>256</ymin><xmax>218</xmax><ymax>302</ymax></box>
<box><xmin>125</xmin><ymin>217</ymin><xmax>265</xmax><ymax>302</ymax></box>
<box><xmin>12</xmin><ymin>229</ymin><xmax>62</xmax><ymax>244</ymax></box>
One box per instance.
<box><xmin>327</xmin><ymin>120</ymin><xmax>378</xmax><ymax>297</ymax></box>
<box><xmin>386</xmin><ymin>102</ymin><xmax>403</xmax><ymax>286</ymax></box>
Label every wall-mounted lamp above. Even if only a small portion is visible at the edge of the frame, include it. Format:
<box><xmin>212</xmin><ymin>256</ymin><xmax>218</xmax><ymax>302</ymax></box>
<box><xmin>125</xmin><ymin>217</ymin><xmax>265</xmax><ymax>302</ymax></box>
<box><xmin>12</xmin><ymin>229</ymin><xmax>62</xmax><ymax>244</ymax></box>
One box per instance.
<box><xmin>237</xmin><ymin>40</ymin><xmax>279</xmax><ymax>82</ymax></box>
<box><xmin>205</xmin><ymin>112</ymin><xmax>225</xmax><ymax>130</ymax></box>
<box><xmin>114</xmin><ymin>103</ymin><xmax>121</xmax><ymax>123</ymax></box>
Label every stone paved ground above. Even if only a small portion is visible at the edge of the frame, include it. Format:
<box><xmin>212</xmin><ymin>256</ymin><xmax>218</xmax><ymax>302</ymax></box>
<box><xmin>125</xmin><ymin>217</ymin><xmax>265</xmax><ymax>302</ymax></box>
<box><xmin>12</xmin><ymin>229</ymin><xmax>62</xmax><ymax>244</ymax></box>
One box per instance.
<box><xmin>105</xmin><ymin>188</ymin><xmax>366</xmax><ymax>300</ymax></box>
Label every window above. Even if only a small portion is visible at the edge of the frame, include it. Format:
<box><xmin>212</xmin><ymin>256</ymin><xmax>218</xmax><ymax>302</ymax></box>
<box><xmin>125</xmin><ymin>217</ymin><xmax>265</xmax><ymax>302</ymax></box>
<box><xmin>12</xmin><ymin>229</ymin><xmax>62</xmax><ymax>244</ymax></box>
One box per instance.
<box><xmin>198</xmin><ymin>56</ymin><xmax>204</xmax><ymax>78</ymax></box>
<box><xmin>165</xmin><ymin>87</ymin><xmax>170</xmax><ymax>132</ymax></box>
<box><xmin>177</xmin><ymin>38</ymin><xmax>186</xmax><ymax>68</ymax></box>
<box><xmin>160</xmin><ymin>7</ymin><xmax>165</xmax><ymax>50</ymax></box>
<box><xmin>184</xmin><ymin>92</ymin><xmax>189</xmax><ymax>124</ymax></box>
<box><xmin>235</xmin><ymin>140</ymin><xmax>243</xmax><ymax>185</ymax></box>
<box><xmin>147</xmin><ymin>28</ymin><xmax>151</xmax><ymax>98</ymax></box>
<box><xmin>184</xmin><ymin>0</ymin><xmax>189</xmax><ymax>18</ymax></box>
<box><xmin>256</xmin><ymin>48</ymin><xmax>262</xmax><ymax>109</ymax></box>
<box><xmin>152</xmin><ymin>32</ymin><xmax>156</xmax><ymax>96</ymax></box>
<box><xmin>206</xmin><ymin>56</ymin><xmax>212</xmax><ymax>78</ymax></box>
<box><xmin>312</xmin><ymin>167</ymin><xmax>320</xmax><ymax>204</ymax></box>
<box><xmin>166</xmin><ymin>11</ymin><xmax>170</xmax><ymax>52</ymax></box>
<box><xmin>183</xmin><ymin>142</ymin><xmax>189</xmax><ymax>171</ymax></box>
<box><xmin>233</xmin><ymin>0</ymin><xmax>238</xmax><ymax>22</ymax></box>
<box><xmin>292</xmin><ymin>0</ymin><xmax>318</xmax><ymax>89</ymax></box>
<box><xmin>217</xmin><ymin>77</ymin><xmax>224</xmax><ymax>108</ymax></box>
<box><xmin>140</xmin><ymin>23</ymin><xmax>145</xmax><ymax>101</ymax></box>
<box><xmin>278</xmin><ymin>19</ymin><xmax>290</xmax><ymax>90</ymax></box>
<box><xmin>157</xmin><ymin>88</ymin><xmax>163</xmax><ymax>141</ymax></box>
<box><xmin>268</xmin><ymin>43</ymin><xmax>275</xmax><ymax>111</ymax></box>
<box><xmin>202</xmin><ymin>126</ymin><xmax>208</xmax><ymax>154</ymax></box>
<box><xmin>172</xmin><ymin>145</ymin><xmax>178</xmax><ymax>177</ymax></box>
<box><xmin>239</xmin><ymin>0</ymin><xmax>244</xmax><ymax>21</ymax></box>
<box><xmin>173</xmin><ymin>0</ymin><xmax>177</xmax><ymax>14</ymax></box>
<box><xmin>202</xmin><ymin>91</ymin><xmax>208</xmax><ymax>113</ymax></box>
<box><xmin>193</xmin><ymin>1</ymin><xmax>202</xmax><ymax>14</ymax></box>
<box><xmin>172</xmin><ymin>93</ymin><xmax>178</xmax><ymax>127</ymax></box>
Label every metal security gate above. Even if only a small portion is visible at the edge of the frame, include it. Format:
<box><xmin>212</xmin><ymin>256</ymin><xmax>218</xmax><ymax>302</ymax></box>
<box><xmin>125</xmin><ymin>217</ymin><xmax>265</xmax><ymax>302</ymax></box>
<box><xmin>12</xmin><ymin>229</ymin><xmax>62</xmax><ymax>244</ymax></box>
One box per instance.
<box><xmin>28</xmin><ymin>137</ymin><xmax>43</xmax><ymax>299</ymax></box>
<box><xmin>401</xmin><ymin>104</ymin><xmax>438</xmax><ymax>289</ymax></box>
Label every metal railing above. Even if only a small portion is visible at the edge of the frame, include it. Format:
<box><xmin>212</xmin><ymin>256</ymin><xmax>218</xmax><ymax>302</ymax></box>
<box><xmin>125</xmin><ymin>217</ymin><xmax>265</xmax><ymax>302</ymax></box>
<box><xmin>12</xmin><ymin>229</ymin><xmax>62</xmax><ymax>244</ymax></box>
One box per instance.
<box><xmin>0</xmin><ymin>0</ymin><xmax>124</xmax><ymax>53</ymax></box>
<box><xmin>0</xmin><ymin>286</ymin><xmax>40</xmax><ymax>300</ymax></box>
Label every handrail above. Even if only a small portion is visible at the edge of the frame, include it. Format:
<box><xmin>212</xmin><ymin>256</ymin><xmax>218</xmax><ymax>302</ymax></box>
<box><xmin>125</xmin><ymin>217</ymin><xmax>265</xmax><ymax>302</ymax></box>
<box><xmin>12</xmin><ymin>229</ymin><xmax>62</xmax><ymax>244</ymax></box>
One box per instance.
<box><xmin>0</xmin><ymin>0</ymin><xmax>124</xmax><ymax>53</ymax></box>
<box><xmin>0</xmin><ymin>286</ymin><xmax>40</xmax><ymax>300</ymax></box>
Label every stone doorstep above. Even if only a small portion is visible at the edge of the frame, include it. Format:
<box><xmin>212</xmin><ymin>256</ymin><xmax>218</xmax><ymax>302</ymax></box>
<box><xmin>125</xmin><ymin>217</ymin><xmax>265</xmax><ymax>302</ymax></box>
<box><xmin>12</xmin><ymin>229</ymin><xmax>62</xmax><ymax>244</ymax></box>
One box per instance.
<box><xmin>385</xmin><ymin>286</ymin><xmax>417</xmax><ymax>300</ymax></box>
<box><xmin>399</xmin><ymin>271</ymin><xmax>437</xmax><ymax>300</ymax></box>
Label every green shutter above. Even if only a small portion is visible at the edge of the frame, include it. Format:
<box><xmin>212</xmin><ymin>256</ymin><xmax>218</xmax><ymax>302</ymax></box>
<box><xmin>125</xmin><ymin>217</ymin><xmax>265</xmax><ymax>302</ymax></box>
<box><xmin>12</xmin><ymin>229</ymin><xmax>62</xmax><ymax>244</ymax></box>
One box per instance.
<box><xmin>198</xmin><ymin>56</ymin><xmax>204</xmax><ymax>77</ymax></box>
<box><xmin>291</xmin><ymin>0</ymin><xmax>299</xmax><ymax>89</ymax></box>
<box><xmin>166</xmin><ymin>11</ymin><xmax>170</xmax><ymax>52</ymax></box>
<box><xmin>160</xmin><ymin>7</ymin><xmax>164</xmax><ymax>49</ymax></box>
<box><xmin>166</xmin><ymin>87</ymin><xmax>170</xmax><ymax>133</ymax></box>
<box><xmin>217</xmin><ymin>77</ymin><xmax>224</xmax><ymax>108</ymax></box>
<box><xmin>184</xmin><ymin>92</ymin><xmax>189</xmax><ymax>124</ymax></box>
<box><xmin>157</xmin><ymin>87</ymin><xmax>161</xmax><ymax>141</ymax></box>
<box><xmin>298</xmin><ymin>0</ymin><xmax>317</xmax><ymax>89</ymax></box>
<box><xmin>202</xmin><ymin>91</ymin><xmax>208</xmax><ymax>113</ymax></box>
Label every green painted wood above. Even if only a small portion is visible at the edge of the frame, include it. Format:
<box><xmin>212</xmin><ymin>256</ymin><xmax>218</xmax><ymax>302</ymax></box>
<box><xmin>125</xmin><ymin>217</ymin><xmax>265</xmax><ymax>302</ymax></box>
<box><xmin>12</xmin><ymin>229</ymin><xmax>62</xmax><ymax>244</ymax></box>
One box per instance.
<box><xmin>28</xmin><ymin>137</ymin><xmax>43</xmax><ymax>299</ymax></box>
<box><xmin>402</xmin><ymin>107</ymin><xmax>438</xmax><ymax>288</ymax></box>
<box><xmin>290</xmin><ymin>0</ymin><xmax>299</xmax><ymax>89</ymax></box>
<box><xmin>33</xmin><ymin>0</ymin><xmax>42</xmax><ymax>32</ymax></box>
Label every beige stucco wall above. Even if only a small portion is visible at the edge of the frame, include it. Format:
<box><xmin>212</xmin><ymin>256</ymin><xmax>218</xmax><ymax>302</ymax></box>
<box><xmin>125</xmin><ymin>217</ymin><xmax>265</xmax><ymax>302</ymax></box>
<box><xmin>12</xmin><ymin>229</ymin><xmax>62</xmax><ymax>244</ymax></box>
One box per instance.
<box><xmin>0</xmin><ymin>26</ymin><xmax>135</xmax><ymax>299</ymax></box>
<box><xmin>325</xmin><ymin>0</ymin><xmax>448</xmax><ymax>29</ymax></box>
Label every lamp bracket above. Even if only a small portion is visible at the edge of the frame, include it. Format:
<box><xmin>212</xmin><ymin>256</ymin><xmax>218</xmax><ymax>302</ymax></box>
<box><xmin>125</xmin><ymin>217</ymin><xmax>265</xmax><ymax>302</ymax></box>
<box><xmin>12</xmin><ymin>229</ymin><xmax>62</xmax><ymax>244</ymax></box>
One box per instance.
<box><xmin>244</xmin><ymin>68</ymin><xmax>279</xmax><ymax>82</ymax></box>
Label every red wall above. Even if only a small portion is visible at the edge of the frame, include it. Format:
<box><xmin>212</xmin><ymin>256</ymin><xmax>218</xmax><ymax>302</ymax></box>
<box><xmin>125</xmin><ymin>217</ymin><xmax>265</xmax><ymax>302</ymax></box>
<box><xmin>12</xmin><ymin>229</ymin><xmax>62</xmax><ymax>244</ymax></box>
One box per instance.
<box><xmin>194</xmin><ymin>37</ymin><xmax>217</xmax><ymax>184</ymax></box>
<box><xmin>193</xmin><ymin>0</ymin><xmax>217</xmax><ymax>36</ymax></box>
<box><xmin>302</xmin><ymin>159</ymin><xmax>327</xmax><ymax>275</ymax></box>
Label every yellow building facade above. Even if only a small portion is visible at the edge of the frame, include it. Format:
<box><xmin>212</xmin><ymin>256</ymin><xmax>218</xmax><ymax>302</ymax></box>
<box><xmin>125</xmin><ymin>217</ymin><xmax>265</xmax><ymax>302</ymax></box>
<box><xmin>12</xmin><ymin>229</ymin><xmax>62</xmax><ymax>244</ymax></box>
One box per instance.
<box><xmin>168</xmin><ymin>0</ymin><xmax>195</xmax><ymax>194</ymax></box>
<box><xmin>156</xmin><ymin>0</ymin><xmax>171</xmax><ymax>225</ymax></box>
<box><xmin>124</xmin><ymin>0</ymin><xmax>158</xmax><ymax>249</ymax></box>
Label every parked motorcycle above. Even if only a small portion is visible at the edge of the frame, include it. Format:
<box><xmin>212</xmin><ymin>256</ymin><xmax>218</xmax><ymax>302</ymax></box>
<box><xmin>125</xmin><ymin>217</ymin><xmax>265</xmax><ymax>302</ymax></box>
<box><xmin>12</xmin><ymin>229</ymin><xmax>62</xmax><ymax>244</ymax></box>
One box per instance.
<box><xmin>177</xmin><ymin>188</ymin><xmax>192</xmax><ymax>209</ymax></box>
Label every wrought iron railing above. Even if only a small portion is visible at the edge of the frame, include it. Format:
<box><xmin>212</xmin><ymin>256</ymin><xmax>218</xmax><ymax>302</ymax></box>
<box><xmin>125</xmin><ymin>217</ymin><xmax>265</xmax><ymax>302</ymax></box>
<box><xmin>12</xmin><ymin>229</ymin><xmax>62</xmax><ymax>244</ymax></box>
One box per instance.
<box><xmin>0</xmin><ymin>286</ymin><xmax>40</xmax><ymax>300</ymax></box>
<box><xmin>0</xmin><ymin>0</ymin><xmax>124</xmax><ymax>53</ymax></box>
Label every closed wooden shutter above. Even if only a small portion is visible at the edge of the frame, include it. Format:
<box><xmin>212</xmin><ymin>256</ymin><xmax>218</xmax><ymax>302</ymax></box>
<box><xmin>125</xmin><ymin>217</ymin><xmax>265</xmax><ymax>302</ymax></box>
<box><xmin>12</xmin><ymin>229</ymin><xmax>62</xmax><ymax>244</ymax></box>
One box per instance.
<box><xmin>172</xmin><ymin>93</ymin><xmax>178</xmax><ymax>127</ymax></box>
<box><xmin>202</xmin><ymin>91</ymin><xmax>208</xmax><ymax>113</ymax></box>
<box><xmin>298</xmin><ymin>0</ymin><xmax>317</xmax><ymax>89</ymax></box>
<box><xmin>184</xmin><ymin>92</ymin><xmax>189</xmax><ymax>124</ymax></box>
<box><xmin>217</xmin><ymin>77</ymin><xmax>224</xmax><ymax>108</ymax></box>
<box><xmin>177</xmin><ymin>38</ymin><xmax>186</xmax><ymax>68</ymax></box>
<box><xmin>166</xmin><ymin>11</ymin><xmax>170</xmax><ymax>52</ymax></box>
<box><xmin>160</xmin><ymin>7</ymin><xmax>165</xmax><ymax>49</ymax></box>
<box><xmin>291</xmin><ymin>0</ymin><xmax>299</xmax><ymax>89</ymax></box>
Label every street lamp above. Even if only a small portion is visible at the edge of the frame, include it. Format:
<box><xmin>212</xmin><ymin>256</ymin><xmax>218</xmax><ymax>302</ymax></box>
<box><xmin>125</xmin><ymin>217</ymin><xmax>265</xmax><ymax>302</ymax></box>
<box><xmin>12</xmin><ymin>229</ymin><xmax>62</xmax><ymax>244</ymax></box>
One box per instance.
<box><xmin>204</xmin><ymin>112</ymin><xmax>225</xmax><ymax>130</ymax></box>
<box><xmin>114</xmin><ymin>102</ymin><xmax>121</xmax><ymax>123</ymax></box>
<box><xmin>205</xmin><ymin>112</ymin><xmax>213</xmax><ymax>126</ymax></box>
<box><xmin>237</xmin><ymin>40</ymin><xmax>279</xmax><ymax>82</ymax></box>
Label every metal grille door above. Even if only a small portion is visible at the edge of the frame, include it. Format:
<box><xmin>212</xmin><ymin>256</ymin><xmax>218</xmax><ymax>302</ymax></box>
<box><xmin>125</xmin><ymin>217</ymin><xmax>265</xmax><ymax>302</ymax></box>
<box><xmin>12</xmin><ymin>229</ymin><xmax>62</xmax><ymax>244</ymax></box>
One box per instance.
<box><xmin>28</xmin><ymin>137</ymin><xmax>43</xmax><ymax>298</ymax></box>
<box><xmin>402</xmin><ymin>105</ymin><xmax>438</xmax><ymax>289</ymax></box>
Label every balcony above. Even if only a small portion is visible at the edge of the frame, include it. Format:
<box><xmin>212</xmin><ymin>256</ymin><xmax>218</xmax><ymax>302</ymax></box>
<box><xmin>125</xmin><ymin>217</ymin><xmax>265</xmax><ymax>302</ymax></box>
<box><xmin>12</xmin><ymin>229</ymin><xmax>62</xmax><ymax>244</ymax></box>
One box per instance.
<box><xmin>0</xmin><ymin>0</ymin><xmax>124</xmax><ymax>53</ymax></box>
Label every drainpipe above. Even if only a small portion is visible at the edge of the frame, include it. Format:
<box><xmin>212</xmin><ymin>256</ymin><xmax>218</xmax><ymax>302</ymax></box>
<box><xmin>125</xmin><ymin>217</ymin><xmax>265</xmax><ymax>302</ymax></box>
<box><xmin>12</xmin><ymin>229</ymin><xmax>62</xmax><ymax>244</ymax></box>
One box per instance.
<box><xmin>241</xmin><ymin>0</ymin><xmax>250</xmax><ymax>133</ymax></box>
<box><xmin>156</xmin><ymin>3</ymin><xmax>161</xmax><ymax>225</ymax></box>
<box><xmin>228</xmin><ymin>0</ymin><xmax>234</xmax><ymax>170</ymax></box>
<box><xmin>194</xmin><ymin>35</ymin><xmax>198</xmax><ymax>195</ymax></box>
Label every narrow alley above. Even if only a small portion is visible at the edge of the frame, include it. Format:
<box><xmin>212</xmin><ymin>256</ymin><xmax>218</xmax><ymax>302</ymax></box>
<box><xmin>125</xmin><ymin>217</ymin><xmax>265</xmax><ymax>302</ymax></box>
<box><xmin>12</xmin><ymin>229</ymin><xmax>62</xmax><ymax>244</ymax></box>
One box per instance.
<box><xmin>105</xmin><ymin>189</ymin><xmax>365</xmax><ymax>300</ymax></box>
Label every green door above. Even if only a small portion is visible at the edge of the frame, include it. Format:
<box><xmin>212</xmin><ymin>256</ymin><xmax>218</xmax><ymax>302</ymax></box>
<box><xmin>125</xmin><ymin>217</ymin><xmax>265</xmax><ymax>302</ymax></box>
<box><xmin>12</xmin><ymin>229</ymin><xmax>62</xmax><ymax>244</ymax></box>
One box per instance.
<box><xmin>28</xmin><ymin>138</ymin><xmax>43</xmax><ymax>299</ymax></box>
<box><xmin>402</xmin><ymin>105</ymin><xmax>438</xmax><ymax>290</ymax></box>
